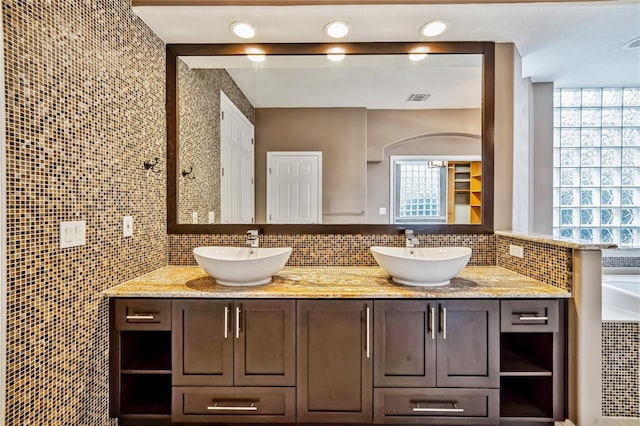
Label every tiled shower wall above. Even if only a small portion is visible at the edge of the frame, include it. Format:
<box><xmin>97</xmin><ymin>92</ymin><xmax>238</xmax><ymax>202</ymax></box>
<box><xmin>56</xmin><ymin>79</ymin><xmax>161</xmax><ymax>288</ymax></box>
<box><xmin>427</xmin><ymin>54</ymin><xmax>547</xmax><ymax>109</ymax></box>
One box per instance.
<box><xmin>169</xmin><ymin>233</ymin><xmax>497</xmax><ymax>266</ymax></box>
<box><xmin>3</xmin><ymin>1</ymin><xmax>166</xmax><ymax>424</ymax></box>
<box><xmin>602</xmin><ymin>321</ymin><xmax>640</xmax><ymax>417</ymax></box>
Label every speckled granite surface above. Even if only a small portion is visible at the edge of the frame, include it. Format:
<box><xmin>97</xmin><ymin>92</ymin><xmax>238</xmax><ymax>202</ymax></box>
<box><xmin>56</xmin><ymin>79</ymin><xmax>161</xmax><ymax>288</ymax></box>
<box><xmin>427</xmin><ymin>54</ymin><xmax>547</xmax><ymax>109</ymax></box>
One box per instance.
<box><xmin>103</xmin><ymin>265</ymin><xmax>571</xmax><ymax>299</ymax></box>
<box><xmin>495</xmin><ymin>230</ymin><xmax>617</xmax><ymax>250</ymax></box>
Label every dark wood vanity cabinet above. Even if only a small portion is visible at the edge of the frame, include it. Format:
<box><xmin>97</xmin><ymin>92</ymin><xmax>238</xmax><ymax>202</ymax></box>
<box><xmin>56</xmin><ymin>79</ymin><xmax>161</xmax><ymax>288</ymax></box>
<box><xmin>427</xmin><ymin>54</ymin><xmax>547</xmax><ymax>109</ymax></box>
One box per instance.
<box><xmin>374</xmin><ymin>300</ymin><xmax>500</xmax><ymax>388</ymax></box>
<box><xmin>111</xmin><ymin>297</ymin><xmax>565</xmax><ymax>426</ymax></box>
<box><xmin>373</xmin><ymin>299</ymin><xmax>500</xmax><ymax>425</ymax></box>
<box><xmin>297</xmin><ymin>300</ymin><xmax>373</xmax><ymax>423</ymax></box>
<box><xmin>110</xmin><ymin>299</ymin><xmax>173</xmax><ymax>422</ymax></box>
<box><xmin>499</xmin><ymin>300</ymin><xmax>566</xmax><ymax>425</ymax></box>
<box><xmin>171</xmin><ymin>299</ymin><xmax>296</xmax><ymax>422</ymax></box>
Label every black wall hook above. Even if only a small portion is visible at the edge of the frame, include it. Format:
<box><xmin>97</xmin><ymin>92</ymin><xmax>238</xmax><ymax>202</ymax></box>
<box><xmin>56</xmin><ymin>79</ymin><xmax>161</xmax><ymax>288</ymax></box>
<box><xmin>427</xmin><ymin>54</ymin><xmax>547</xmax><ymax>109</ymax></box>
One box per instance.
<box><xmin>181</xmin><ymin>166</ymin><xmax>196</xmax><ymax>180</ymax></box>
<box><xmin>144</xmin><ymin>157</ymin><xmax>161</xmax><ymax>173</ymax></box>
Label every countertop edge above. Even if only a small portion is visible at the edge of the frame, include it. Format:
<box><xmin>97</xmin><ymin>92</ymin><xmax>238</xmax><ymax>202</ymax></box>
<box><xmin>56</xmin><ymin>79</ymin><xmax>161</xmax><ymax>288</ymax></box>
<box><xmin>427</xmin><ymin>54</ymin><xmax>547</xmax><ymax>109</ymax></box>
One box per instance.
<box><xmin>495</xmin><ymin>230</ymin><xmax>618</xmax><ymax>250</ymax></box>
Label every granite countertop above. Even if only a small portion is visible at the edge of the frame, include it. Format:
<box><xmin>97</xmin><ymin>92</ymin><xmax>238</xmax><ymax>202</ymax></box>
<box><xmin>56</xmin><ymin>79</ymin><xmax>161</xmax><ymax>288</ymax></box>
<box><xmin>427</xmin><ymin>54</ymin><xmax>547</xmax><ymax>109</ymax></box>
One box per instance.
<box><xmin>496</xmin><ymin>230</ymin><xmax>617</xmax><ymax>250</ymax></box>
<box><xmin>103</xmin><ymin>265</ymin><xmax>571</xmax><ymax>299</ymax></box>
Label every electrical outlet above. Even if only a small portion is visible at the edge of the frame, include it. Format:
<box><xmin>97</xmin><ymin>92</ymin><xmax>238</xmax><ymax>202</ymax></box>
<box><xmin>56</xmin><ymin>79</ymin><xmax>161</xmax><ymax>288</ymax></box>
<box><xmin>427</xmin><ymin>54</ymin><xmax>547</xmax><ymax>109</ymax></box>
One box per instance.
<box><xmin>60</xmin><ymin>220</ymin><xmax>86</xmax><ymax>248</ymax></box>
<box><xmin>378</xmin><ymin>207</ymin><xmax>387</xmax><ymax>215</ymax></box>
<box><xmin>123</xmin><ymin>216</ymin><xmax>133</xmax><ymax>237</ymax></box>
<box><xmin>509</xmin><ymin>244</ymin><xmax>524</xmax><ymax>258</ymax></box>
<box><xmin>192</xmin><ymin>211</ymin><xmax>198</xmax><ymax>224</ymax></box>
<box><xmin>208</xmin><ymin>211</ymin><xmax>215</xmax><ymax>224</ymax></box>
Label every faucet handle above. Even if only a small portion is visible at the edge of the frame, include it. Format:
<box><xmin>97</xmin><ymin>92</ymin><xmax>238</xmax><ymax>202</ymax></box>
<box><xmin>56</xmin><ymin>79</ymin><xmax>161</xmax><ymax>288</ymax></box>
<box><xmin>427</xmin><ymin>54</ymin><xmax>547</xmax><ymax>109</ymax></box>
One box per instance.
<box><xmin>405</xmin><ymin>229</ymin><xmax>414</xmax><ymax>237</ymax></box>
<box><xmin>246</xmin><ymin>229</ymin><xmax>259</xmax><ymax>237</ymax></box>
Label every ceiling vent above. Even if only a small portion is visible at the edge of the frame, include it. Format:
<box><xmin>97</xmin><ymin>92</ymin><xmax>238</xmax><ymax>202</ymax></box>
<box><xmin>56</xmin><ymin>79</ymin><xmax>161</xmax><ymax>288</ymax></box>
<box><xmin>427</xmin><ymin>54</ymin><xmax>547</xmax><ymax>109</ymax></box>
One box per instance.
<box><xmin>405</xmin><ymin>93</ymin><xmax>431</xmax><ymax>102</ymax></box>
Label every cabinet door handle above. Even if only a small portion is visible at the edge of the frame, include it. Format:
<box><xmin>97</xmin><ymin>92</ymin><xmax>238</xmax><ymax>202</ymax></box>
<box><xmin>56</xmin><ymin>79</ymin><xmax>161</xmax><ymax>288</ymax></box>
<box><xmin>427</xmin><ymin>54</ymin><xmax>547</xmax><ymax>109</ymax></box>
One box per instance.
<box><xmin>125</xmin><ymin>314</ymin><xmax>155</xmax><ymax>320</ymax></box>
<box><xmin>441</xmin><ymin>305</ymin><xmax>447</xmax><ymax>340</ymax></box>
<box><xmin>517</xmin><ymin>314</ymin><xmax>549</xmax><ymax>321</ymax></box>
<box><xmin>443</xmin><ymin>307</ymin><xmax>447</xmax><ymax>340</ymax></box>
<box><xmin>412</xmin><ymin>401</ymin><xmax>463</xmax><ymax>413</ymax></box>
<box><xmin>207</xmin><ymin>402</ymin><xmax>258</xmax><ymax>411</ymax></box>
<box><xmin>430</xmin><ymin>306</ymin><xmax>435</xmax><ymax>340</ymax></box>
<box><xmin>235</xmin><ymin>305</ymin><xmax>241</xmax><ymax>339</ymax></box>
<box><xmin>224</xmin><ymin>306</ymin><xmax>229</xmax><ymax>339</ymax></box>
<box><xmin>365</xmin><ymin>305</ymin><xmax>371</xmax><ymax>359</ymax></box>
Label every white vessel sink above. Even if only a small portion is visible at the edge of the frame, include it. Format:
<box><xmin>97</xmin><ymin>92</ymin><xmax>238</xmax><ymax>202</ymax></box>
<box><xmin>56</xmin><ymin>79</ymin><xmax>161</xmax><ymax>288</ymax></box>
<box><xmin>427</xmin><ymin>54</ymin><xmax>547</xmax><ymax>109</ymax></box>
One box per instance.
<box><xmin>193</xmin><ymin>246</ymin><xmax>292</xmax><ymax>286</ymax></box>
<box><xmin>370</xmin><ymin>246</ymin><xmax>472</xmax><ymax>287</ymax></box>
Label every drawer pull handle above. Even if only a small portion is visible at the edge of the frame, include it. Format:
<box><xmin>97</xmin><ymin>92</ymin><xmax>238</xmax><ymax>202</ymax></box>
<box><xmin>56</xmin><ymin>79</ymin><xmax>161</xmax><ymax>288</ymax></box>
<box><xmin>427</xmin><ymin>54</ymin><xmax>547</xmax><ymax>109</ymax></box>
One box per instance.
<box><xmin>207</xmin><ymin>402</ymin><xmax>257</xmax><ymax>411</ymax></box>
<box><xmin>413</xmin><ymin>401</ymin><xmax>464</xmax><ymax>413</ymax></box>
<box><xmin>518</xmin><ymin>315</ymin><xmax>549</xmax><ymax>321</ymax></box>
<box><xmin>125</xmin><ymin>314</ymin><xmax>155</xmax><ymax>320</ymax></box>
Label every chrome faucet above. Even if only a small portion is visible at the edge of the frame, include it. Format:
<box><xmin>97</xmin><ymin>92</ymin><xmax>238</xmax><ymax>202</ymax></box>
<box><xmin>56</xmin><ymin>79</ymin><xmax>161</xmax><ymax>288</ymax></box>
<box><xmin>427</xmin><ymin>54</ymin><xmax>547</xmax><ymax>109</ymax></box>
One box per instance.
<box><xmin>246</xmin><ymin>229</ymin><xmax>259</xmax><ymax>248</ymax></box>
<box><xmin>405</xmin><ymin>230</ymin><xmax>420</xmax><ymax>248</ymax></box>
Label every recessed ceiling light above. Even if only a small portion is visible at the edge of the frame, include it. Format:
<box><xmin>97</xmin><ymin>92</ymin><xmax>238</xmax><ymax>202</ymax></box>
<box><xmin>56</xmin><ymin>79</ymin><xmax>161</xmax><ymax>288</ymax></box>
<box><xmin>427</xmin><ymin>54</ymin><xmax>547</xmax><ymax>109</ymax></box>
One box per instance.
<box><xmin>324</xmin><ymin>21</ymin><xmax>350</xmax><ymax>39</ymax></box>
<box><xmin>230</xmin><ymin>21</ymin><xmax>256</xmax><ymax>39</ymax></box>
<box><xmin>623</xmin><ymin>36</ymin><xmax>640</xmax><ymax>49</ymax></box>
<box><xmin>245</xmin><ymin>48</ymin><xmax>266</xmax><ymax>63</ymax></box>
<box><xmin>326</xmin><ymin>47</ymin><xmax>346</xmax><ymax>62</ymax></box>
<box><xmin>420</xmin><ymin>20</ymin><xmax>447</xmax><ymax>37</ymax></box>
<box><xmin>408</xmin><ymin>47</ymin><xmax>430</xmax><ymax>62</ymax></box>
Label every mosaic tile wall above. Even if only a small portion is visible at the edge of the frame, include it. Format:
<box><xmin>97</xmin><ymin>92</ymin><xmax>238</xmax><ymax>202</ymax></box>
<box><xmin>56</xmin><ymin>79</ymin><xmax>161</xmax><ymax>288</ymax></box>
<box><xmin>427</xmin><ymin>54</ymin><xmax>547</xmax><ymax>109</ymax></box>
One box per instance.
<box><xmin>178</xmin><ymin>60</ymin><xmax>254</xmax><ymax>224</ymax></box>
<box><xmin>3</xmin><ymin>1</ymin><xmax>166</xmax><ymax>424</ymax></box>
<box><xmin>496</xmin><ymin>235</ymin><xmax>573</xmax><ymax>291</ymax></box>
<box><xmin>169</xmin><ymin>233</ymin><xmax>497</xmax><ymax>266</ymax></box>
<box><xmin>602</xmin><ymin>321</ymin><xmax>640</xmax><ymax>417</ymax></box>
<box><xmin>603</xmin><ymin>256</ymin><xmax>640</xmax><ymax>268</ymax></box>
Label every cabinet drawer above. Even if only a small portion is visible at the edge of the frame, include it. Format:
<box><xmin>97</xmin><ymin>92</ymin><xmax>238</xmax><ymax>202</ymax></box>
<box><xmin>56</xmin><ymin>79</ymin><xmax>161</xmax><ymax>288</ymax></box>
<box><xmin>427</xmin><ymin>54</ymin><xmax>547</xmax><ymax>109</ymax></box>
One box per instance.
<box><xmin>115</xmin><ymin>299</ymin><xmax>171</xmax><ymax>330</ymax></box>
<box><xmin>172</xmin><ymin>387</ymin><xmax>295</xmax><ymax>423</ymax></box>
<box><xmin>501</xmin><ymin>300</ymin><xmax>559</xmax><ymax>332</ymax></box>
<box><xmin>374</xmin><ymin>388</ymin><xmax>499</xmax><ymax>425</ymax></box>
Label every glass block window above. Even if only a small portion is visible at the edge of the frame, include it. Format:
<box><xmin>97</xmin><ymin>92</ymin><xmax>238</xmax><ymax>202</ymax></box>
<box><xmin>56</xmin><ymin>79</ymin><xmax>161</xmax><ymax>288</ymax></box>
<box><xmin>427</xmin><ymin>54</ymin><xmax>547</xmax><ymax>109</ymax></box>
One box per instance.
<box><xmin>392</xmin><ymin>159</ymin><xmax>447</xmax><ymax>223</ymax></box>
<box><xmin>553</xmin><ymin>88</ymin><xmax>640</xmax><ymax>247</ymax></box>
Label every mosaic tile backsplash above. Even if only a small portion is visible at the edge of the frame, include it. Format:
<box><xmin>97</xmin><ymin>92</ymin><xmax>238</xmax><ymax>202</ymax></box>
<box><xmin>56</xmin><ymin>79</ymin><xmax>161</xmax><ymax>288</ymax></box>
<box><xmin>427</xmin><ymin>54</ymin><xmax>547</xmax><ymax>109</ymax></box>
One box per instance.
<box><xmin>602</xmin><ymin>321</ymin><xmax>640</xmax><ymax>417</ymax></box>
<box><xmin>169</xmin><ymin>233</ymin><xmax>497</xmax><ymax>267</ymax></box>
<box><xmin>3</xmin><ymin>1</ymin><xmax>166</xmax><ymax>424</ymax></box>
<box><xmin>496</xmin><ymin>235</ymin><xmax>573</xmax><ymax>292</ymax></box>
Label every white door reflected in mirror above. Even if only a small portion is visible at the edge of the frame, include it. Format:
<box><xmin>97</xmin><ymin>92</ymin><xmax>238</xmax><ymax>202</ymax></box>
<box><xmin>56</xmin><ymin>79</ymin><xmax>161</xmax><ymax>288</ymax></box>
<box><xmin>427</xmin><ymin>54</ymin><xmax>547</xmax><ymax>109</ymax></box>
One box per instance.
<box><xmin>267</xmin><ymin>152</ymin><xmax>322</xmax><ymax>224</ymax></box>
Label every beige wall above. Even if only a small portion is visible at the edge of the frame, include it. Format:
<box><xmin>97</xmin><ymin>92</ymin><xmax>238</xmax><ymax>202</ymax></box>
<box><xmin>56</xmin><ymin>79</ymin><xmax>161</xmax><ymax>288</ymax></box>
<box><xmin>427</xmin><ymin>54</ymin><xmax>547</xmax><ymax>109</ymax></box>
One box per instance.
<box><xmin>531</xmin><ymin>82</ymin><xmax>554</xmax><ymax>234</ymax></box>
<box><xmin>255</xmin><ymin>108</ymin><xmax>368</xmax><ymax>224</ymax></box>
<box><xmin>367</xmin><ymin>109</ymin><xmax>481</xmax><ymax>162</ymax></box>
<box><xmin>494</xmin><ymin>43</ymin><xmax>517</xmax><ymax>231</ymax></box>
<box><xmin>366</xmin><ymin>109</ymin><xmax>481</xmax><ymax>223</ymax></box>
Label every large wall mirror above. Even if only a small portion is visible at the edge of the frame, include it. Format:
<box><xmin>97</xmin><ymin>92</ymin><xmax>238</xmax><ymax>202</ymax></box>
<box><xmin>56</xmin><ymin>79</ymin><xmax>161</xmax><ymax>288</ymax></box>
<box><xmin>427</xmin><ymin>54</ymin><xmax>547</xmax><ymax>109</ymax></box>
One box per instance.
<box><xmin>167</xmin><ymin>43</ymin><xmax>494</xmax><ymax>234</ymax></box>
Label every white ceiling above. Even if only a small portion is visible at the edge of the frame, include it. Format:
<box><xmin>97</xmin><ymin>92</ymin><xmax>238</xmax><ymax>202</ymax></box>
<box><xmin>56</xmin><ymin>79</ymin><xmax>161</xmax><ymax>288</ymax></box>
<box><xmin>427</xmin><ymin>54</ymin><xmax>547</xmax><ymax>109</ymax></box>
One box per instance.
<box><xmin>134</xmin><ymin>2</ymin><xmax>640</xmax><ymax>106</ymax></box>
<box><xmin>181</xmin><ymin>54</ymin><xmax>482</xmax><ymax>109</ymax></box>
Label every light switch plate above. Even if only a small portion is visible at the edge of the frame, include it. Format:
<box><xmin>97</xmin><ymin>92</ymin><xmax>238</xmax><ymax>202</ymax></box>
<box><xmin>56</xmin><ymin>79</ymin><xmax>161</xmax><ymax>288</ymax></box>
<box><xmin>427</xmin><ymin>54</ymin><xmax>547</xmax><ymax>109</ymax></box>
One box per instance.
<box><xmin>192</xmin><ymin>211</ymin><xmax>198</xmax><ymax>224</ymax></box>
<box><xmin>123</xmin><ymin>216</ymin><xmax>133</xmax><ymax>237</ymax></box>
<box><xmin>208</xmin><ymin>211</ymin><xmax>215</xmax><ymax>224</ymax></box>
<box><xmin>60</xmin><ymin>220</ymin><xmax>86</xmax><ymax>248</ymax></box>
<box><xmin>509</xmin><ymin>244</ymin><xmax>524</xmax><ymax>258</ymax></box>
<box><xmin>378</xmin><ymin>207</ymin><xmax>387</xmax><ymax>215</ymax></box>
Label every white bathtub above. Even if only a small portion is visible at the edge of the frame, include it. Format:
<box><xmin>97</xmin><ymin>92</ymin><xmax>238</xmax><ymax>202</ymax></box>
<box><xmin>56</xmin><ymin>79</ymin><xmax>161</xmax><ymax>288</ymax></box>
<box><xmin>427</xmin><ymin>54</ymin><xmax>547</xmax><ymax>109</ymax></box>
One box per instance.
<box><xmin>602</xmin><ymin>274</ymin><xmax>640</xmax><ymax>321</ymax></box>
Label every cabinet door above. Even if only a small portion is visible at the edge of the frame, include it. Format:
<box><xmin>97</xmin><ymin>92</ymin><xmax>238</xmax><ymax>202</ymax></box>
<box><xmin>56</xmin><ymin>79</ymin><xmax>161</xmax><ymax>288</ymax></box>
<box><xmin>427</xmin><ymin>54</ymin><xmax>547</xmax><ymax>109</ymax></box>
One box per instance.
<box><xmin>374</xmin><ymin>300</ymin><xmax>437</xmax><ymax>387</ymax></box>
<box><xmin>234</xmin><ymin>300</ymin><xmax>296</xmax><ymax>386</ymax></box>
<box><xmin>436</xmin><ymin>300</ymin><xmax>499</xmax><ymax>388</ymax></box>
<box><xmin>173</xmin><ymin>299</ymin><xmax>234</xmax><ymax>386</ymax></box>
<box><xmin>297</xmin><ymin>300</ymin><xmax>373</xmax><ymax>423</ymax></box>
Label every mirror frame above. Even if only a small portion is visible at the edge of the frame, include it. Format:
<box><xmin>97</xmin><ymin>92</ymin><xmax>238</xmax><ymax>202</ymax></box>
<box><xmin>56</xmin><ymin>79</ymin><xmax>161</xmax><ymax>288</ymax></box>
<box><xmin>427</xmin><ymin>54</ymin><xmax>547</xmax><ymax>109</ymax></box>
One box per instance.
<box><xmin>167</xmin><ymin>42</ymin><xmax>495</xmax><ymax>234</ymax></box>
